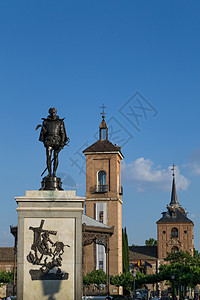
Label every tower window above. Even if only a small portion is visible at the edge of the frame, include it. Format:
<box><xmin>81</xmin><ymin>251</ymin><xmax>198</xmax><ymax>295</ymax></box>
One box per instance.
<box><xmin>100</xmin><ymin>128</ymin><xmax>107</xmax><ymax>140</ymax></box>
<box><xmin>98</xmin><ymin>170</ymin><xmax>107</xmax><ymax>192</ymax></box>
<box><xmin>162</xmin><ymin>231</ymin><xmax>166</xmax><ymax>234</ymax></box>
<box><xmin>171</xmin><ymin>246</ymin><xmax>179</xmax><ymax>253</ymax></box>
<box><xmin>171</xmin><ymin>227</ymin><xmax>178</xmax><ymax>238</ymax></box>
<box><xmin>99</xmin><ymin>260</ymin><xmax>103</xmax><ymax>270</ymax></box>
<box><xmin>99</xmin><ymin>211</ymin><xmax>104</xmax><ymax>223</ymax></box>
<box><xmin>184</xmin><ymin>230</ymin><xmax>187</xmax><ymax>234</ymax></box>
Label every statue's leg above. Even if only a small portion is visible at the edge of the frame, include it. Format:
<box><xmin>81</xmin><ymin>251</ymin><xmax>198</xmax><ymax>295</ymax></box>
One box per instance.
<box><xmin>46</xmin><ymin>147</ymin><xmax>52</xmax><ymax>176</ymax></box>
<box><xmin>53</xmin><ymin>150</ymin><xmax>59</xmax><ymax>176</ymax></box>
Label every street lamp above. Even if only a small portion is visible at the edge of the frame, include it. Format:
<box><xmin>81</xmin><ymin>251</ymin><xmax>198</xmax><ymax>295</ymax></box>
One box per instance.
<box><xmin>171</xmin><ymin>274</ymin><xmax>176</xmax><ymax>300</ymax></box>
<box><xmin>132</xmin><ymin>269</ymin><xmax>137</xmax><ymax>300</ymax></box>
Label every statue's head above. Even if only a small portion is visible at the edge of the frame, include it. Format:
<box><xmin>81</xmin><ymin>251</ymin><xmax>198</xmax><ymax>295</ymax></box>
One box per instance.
<box><xmin>49</xmin><ymin>107</ymin><xmax>57</xmax><ymax>118</ymax></box>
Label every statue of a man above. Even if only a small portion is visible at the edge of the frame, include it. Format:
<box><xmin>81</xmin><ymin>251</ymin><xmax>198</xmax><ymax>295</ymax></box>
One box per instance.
<box><xmin>38</xmin><ymin>107</ymin><xmax>68</xmax><ymax>177</ymax></box>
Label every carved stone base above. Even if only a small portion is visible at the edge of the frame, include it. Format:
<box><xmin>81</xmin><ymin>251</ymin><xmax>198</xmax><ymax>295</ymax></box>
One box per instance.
<box><xmin>40</xmin><ymin>176</ymin><xmax>63</xmax><ymax>191</ymax></box>
<box><xmin>16</xmin><ymin>190</ymin><xmax>85</xmax><ymax>300</ymax></box>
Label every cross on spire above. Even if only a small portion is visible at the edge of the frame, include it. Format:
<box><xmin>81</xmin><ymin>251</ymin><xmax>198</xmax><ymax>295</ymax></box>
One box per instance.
<box><xmin>171</xmin><ymin>163</ymin><xmax>176</xmax><ymax>177</ymax></box>
<box><xmin>99</xmin><ymin>104</ymin><xmax>107</xmax><ymax>119</ymax></box>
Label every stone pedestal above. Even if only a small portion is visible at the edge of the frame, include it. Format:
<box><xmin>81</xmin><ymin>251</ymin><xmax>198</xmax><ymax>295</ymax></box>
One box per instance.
<box><xmin>15</xmin><ymin>190</ymin><xmax>85</xmax><ymax>300</ymax></box>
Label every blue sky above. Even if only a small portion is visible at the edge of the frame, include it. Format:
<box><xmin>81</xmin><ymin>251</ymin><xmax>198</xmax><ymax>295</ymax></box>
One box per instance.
<box><xmin>1</xmin><ymin>0</ymin><xmax>200</xmax><ymax>250</ymax></box>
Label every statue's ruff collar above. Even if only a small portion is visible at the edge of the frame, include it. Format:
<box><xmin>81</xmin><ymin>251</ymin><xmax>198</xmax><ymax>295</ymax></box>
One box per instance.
<box><xmin>42</xmin><ymin>115</ymin><xmax>62</xmax><ymax>121</ymax></box>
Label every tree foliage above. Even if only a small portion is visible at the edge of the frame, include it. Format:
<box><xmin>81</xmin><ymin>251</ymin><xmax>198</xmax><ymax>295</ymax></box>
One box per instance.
<box><xmin>0</xmin><ymin>271</ymin><xmax>14</xmax><ymax>284</ymax></box>
<box><xmin>122</xmin><ymin>227</ymin><xmax>129</xmax><ymax>273</ymax></box>
<box><xmin>111</xmin><ymin>270</ymin><xmax>144</xmax><ymax>292</ymax></box>
<box><xmin>83</xmin><ymin>250</ymin><xmax>200</xmax><ymax>294</ymax></box>
<box><xmin>145</xmin><ymin>238</ymin><xmax>157</xmax><ymax>246</ymax></box>
<box><xmin>159</xmin><ymin>250</ymin><xmax>200</xmax><ymax>288</ymax></box>
<box><xmin>111</xmin><ymin>250</ymin><xmax>200</xmax><ymax>292</ymax></box>
<box><xmin>83</xmin><ymin>270</ymin><xmax>106</xmax><ymax>287</ymax></box>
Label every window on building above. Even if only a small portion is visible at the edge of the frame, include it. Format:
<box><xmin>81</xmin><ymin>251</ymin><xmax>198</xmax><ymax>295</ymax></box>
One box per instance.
<box><xmin>171</xmin><ymin>246</ymin><xmax>179</xmax><ymax>253</ymax></box>
<box><xmin>171</xmin><ymin>227</ymin><xmax>178</xmax><ymax>238</ymax></box>
<box><xmin>117</xmin><ymin>173</ymin><xmax>119</xmax><ymax>193</ymax></box>
<box><xmin>99</xmin><ymin>260</ymin><xmax>103</xmax><ymax>270</ymax></box>
<box><xmin>98</xmin><ymin>170</ymin><xmax>107</xmax><ymax>192</ymax></box>
<box><xmin>99</xmin><ymin>211</ymin><xmax>104</xmax><ymax>223</ymax></box>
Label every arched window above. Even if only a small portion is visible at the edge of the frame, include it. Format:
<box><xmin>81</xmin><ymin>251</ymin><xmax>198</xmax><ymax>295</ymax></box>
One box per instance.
<box><xmin>171</xmin><ymin>246</ymin><xmax>179</xmax><ymax>253</ymax></box>
<box><xmin>98</xmin><ymin>171</ymin><xmax>107</xmax><ymax>192</ymax></box>
<box><xmin>171</xmin><ymin>227</ymin><xmax>178</xmax><ymax>238</ymax></box>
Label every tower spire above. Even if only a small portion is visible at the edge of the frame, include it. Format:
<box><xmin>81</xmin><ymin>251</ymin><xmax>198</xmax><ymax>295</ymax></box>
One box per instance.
<box><xmin>169</xmin><ymin>164</ymin><xmax>179</xmax><ymax>207</ymax></box>
<box><xmin>99</xmin><ymin>104</ymin><xmax>108</xmax><ymax>140</ymax></box>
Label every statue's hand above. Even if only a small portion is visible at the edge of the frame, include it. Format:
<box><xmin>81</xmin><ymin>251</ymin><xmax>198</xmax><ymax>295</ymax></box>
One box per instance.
<box><xmin>60</xmin><ymin>141</ymin><xmax>65</xmax><ymax>147</ymax></box>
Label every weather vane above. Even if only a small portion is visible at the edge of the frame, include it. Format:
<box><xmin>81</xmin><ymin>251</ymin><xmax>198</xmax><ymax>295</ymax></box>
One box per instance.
<box><xmin>171</xmin><ymin>163</ymin><xmax>176</xmax><ymax>177</ymax></box>
<box><xmin>99</xmin><ymin>103</ymin><xmax>107</xmax><ymax>118</ymax></box>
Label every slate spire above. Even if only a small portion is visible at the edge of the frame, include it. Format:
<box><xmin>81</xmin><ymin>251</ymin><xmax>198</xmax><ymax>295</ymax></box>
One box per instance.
<box><xmin>170</xmin><ymin>175</ymin><xmax>179</xmax><ymax>206</ymax></box>
<box><xmin>169</xmin><ymin>164</ymin><xmax>180</xmax><ymax>208</ymax></box>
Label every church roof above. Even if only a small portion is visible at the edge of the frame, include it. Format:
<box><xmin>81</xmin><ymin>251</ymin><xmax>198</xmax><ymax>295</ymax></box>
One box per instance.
<box><xmin>83</xmin><ymin>139</ymin><xmax>123</xmax><ymax>155</ymax></box>
<box><xmin>157</xmin><ymin>171</ymin><xmax>193</xmax><ymax>224</ymax></box>
<box><xmin>0</xmin><ymin>247</ymin><xmax>14</xmax><ymax>262</ymax></box>
<box><xmin>156</xmin><ymin>209</ymin><xmax>193</xmax><ymax>224</ymax></box>
<box><xmin>129</xmin><ymin>246</ymin><xmax>157</xmax><ymax>260</ymax></box>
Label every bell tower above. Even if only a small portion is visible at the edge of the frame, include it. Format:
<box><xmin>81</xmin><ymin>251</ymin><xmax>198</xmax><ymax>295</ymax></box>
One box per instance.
<box><xmin>83</xmin><ymin>111</ymin><xmax>123</xmax><ymax>278</ymax></box>
<box><xmin>157</xmin><ymin>165</ymin><xmax>194</xmax><ymax>260</ymax></box>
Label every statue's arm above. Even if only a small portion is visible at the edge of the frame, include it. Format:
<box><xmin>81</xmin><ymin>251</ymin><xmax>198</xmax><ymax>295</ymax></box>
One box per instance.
<box><xmin>60</xmin><ymin>120</ymin><xmax>68</xmax><ymax>145</ymax></box>
<box><xmin>39</xmin><ymin>121</ymin><xmax>47</xmax><ymax>142</ymax></box>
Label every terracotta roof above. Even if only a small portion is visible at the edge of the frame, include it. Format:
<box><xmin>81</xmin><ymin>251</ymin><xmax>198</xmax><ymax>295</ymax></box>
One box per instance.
<box><xmin>0</xmin><ymin>247</ymin><xmax>14</xmax><ymax>262</ymax></box>
<box><xmin>83</xmin><ymin>139</ymin><xmax>123</xmax><ymax>155</ymax></box>
<box><xmin>129</xmin><ymin>246</ymin><xmax>157</xmax><ymax>260</ymax></box>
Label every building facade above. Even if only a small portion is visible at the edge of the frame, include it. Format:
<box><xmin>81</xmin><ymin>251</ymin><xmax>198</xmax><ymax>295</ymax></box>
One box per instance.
<box><xmin>157</xmin><ymin>173</ymin><xmax>194</xmax><ymax>260</ymax></box>
<box><xmin>83</xmin><ymin>115</ymin><xmax>123</xmax><ymax>279</ymax></box>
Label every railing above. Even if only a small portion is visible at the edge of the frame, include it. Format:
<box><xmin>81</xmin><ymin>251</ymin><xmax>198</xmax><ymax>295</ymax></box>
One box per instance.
<box><xmin>83</xmin><ymin>284</ymin><xmax>107</xmax><ymax>296</ymax></box>
<box><xmin>89</xmin><ymin>185</ymin><xmax>123</xmax><ymax>194</ymax></box>
<box><xmin>90</xmin><ymin>185</ymin><xmax>108</xmax><ymax>193</ymax></box>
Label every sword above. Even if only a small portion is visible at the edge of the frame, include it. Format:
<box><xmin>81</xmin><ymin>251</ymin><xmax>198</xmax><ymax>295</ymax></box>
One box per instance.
<box><xmin>41</xmin><ymin>159</ymin><xmax>54</xmax><ymax>177</ymax></box>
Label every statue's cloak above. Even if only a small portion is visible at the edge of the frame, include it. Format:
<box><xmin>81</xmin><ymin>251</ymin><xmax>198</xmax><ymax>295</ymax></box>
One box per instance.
<box><xmin>39</xmin><ymin>115</ymin><xmax>68</xmax><ymax>145</ymax></box>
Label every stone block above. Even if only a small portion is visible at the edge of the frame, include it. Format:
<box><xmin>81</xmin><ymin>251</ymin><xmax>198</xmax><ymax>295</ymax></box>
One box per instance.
<box><xmin>16</xmin><ymin>190</ymin><xmax>85</xmax><ymax>300</ymax></box>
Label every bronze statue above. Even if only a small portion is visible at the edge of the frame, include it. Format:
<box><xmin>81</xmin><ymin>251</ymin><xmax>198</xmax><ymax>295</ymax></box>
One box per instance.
<box><xmin>36</xmin><ymin>107</ymin><xmax>69</xmax><ymax>190</ymax></box>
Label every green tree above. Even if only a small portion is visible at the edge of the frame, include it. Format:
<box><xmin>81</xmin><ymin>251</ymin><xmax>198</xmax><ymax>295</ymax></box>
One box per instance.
<box><xmin>122</xmin><ymin>227</ymin><xmax>129</xmax><ymax>273</ymax></box>
<box><xmin>83</xmin><ymin>270</ymin><xmax>107</xmax><ymax>297</ymax></box>
<box><xmin>118</xmin><ymin>250</ymin><xmax>200</xmax><ymax>297</ymax></box>
<box><xmin>111</xmin><ymin>270</ymin><xmax>146</xmax><ymax>294</ymax></box>
<box><xmin>145</xmin><ymin>238</ymin><xmax>157</xmax><ymax>246</ymax></box>
<box><xmin>83</xmin><ymin>270</ymin><xmax>106</xmax><ymax>286</ymax></box>
<box><xmin>0</xmin><ymin>271</ymin><xmax>14</xmax><ymax>284</ymax></box>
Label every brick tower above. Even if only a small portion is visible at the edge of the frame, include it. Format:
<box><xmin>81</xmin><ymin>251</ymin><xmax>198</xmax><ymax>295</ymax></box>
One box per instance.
<box><xmin>83</xmin><ymin>113</ymin><xmax>123</xmax><ymax>279</ymax></box>
<box><xmin>157</xmin><ymin>169</ymin><xmax>194</xmax><ymax>261</ymax></box>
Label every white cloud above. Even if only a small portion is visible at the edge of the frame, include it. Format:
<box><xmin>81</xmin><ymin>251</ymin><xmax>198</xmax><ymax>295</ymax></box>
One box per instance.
<box><xmin>190</xmin><ymin>162</ymin><xmax>200</xmax><ymax>175</ymax></box>
<box><xmin>185</xmin><ymin>149</ymin><xmax>200</xmax><ymax>175</ymax></box>
<box><xmin>122</xmin><ymin>157</ymin><xmax>190</xmax><ymax>192</ymax></box>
